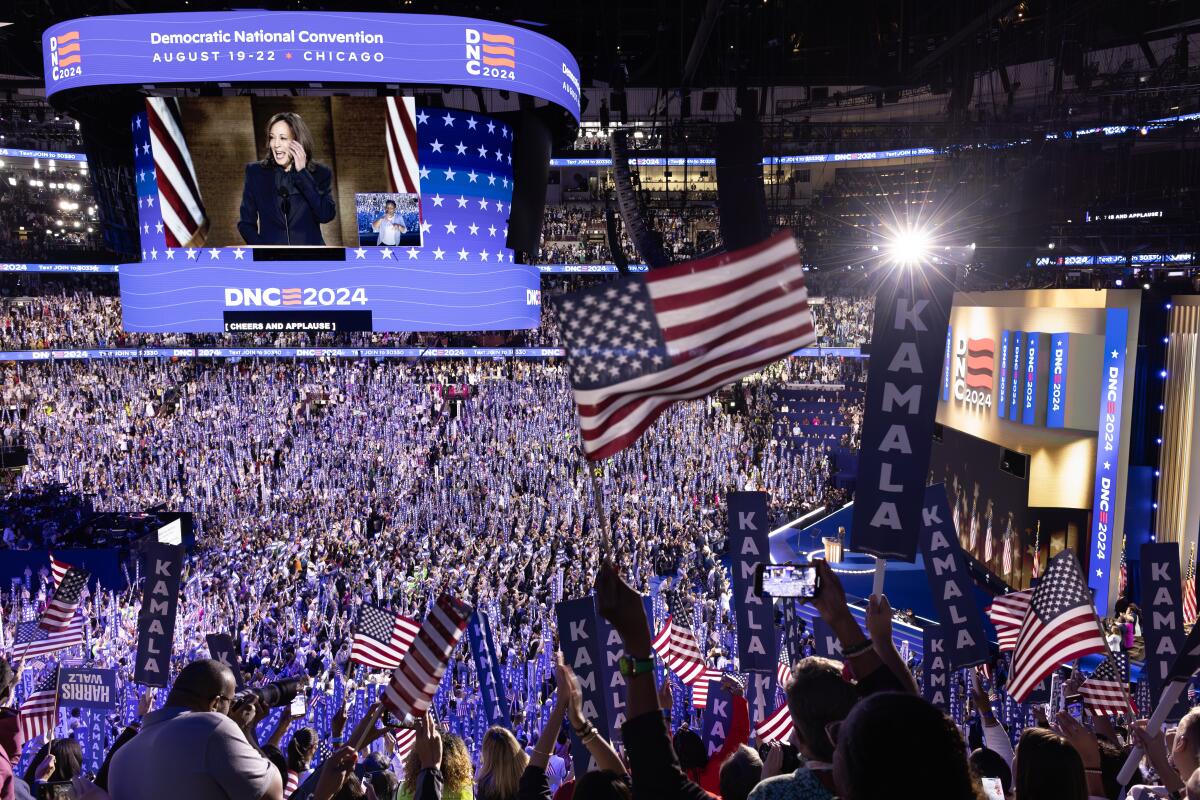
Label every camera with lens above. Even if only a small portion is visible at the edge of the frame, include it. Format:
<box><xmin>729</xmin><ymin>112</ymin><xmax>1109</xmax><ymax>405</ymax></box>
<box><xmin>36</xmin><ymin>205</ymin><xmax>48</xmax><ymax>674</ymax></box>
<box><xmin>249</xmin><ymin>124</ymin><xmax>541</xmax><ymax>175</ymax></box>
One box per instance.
<box><xmin>236</xmin><ymin>677</ymin><xmax>303</xmax><ymax>709</ymax></box>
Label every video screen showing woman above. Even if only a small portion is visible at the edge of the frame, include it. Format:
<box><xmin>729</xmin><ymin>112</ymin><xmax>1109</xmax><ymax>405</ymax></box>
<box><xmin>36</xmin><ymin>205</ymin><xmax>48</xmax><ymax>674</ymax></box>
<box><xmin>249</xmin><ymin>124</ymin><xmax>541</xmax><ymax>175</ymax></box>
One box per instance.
<box><xmin>237</xmin><ymin>111</ymin><xmax>336</xmax><ymax>245</ymax></box>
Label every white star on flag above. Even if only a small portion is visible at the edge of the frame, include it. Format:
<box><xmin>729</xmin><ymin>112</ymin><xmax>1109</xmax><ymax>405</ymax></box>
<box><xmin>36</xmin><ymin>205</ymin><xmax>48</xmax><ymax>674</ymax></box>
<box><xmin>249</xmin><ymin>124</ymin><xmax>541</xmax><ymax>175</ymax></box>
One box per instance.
<box><xmin>381</xmin><ymin>248</ymin><xmax>393</xmax><ymax>259</ymax></box>
<box><xmin>233</xmin><ymin>248</ymin><xmax>245</xmax><ymax>260</ymax></box>
<box><xmin>430</xmin><ymin>140</ymin><xmax>443</xmax><ymax>153</ymax></box>
<box><xmin>444</xmin><ymin>168</ymin><xmax>456</xmax><ymax>181</ymax></box>
<box><xmin>433</xmin><ymin>247</ymin><xmax>445</xmax><ymax>260</ymax></box>
<box><xmin>186</xmin><ymin>248</ymin><xmax>198</xmax><ymax>260</ymax></box>
<box><xmin>431</xmin><ymin>195</ymin><xmax>444</xmax><ymax>207</ymax></box>
<box><xmin>444</xmin><ymin>221</ymin><xmax>457</xmax><ymax>234</ymax></box>
<box><xmin>468</xmin><ymin>224</ymin><xmax>479</xmax><ymax>235</ymax></box>
<box><xmin>208</xmin><ymin>249</ymin><xmax>220</xmax><ymax>259</ymax></box>
<box><xmin>455</xmin><ymin>142</ymin><xmax>467</xmax><ymax>155</ymax></box>
<box><xmin>466</xmin><ymin>117</ymin><xmax>478</xmax><ymax>130</ymax></box>
<box><xmin>442</xmin><ymin>112</ymin><xmax>455</xmax><ymax>126</ymax></box>
<box><xmin>354</xmin><ymin>248</ymin><xmax>367</xmax><ymax>259</ymax></box>
<box><xmin>457</xmin><ymin>248</ymin><xmax>469</xmax><ymax>260</ymax></box>
<box><xmin>407</xmin><ymin>248</ymin><xmax>419</xmax><ymax>259</ymax></box>
<box><xmin>416</xmin><ymin>110</ymin><xmax>429</xmax><ymax>124</ymax></box>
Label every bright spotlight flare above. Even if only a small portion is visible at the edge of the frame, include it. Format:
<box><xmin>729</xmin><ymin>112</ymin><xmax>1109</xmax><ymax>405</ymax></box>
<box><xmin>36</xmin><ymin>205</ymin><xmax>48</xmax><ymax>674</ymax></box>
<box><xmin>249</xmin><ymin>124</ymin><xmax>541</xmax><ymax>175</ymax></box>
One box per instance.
<box><xmin>886</xmin><ymin>224</ymin><xmax>933</xmax><ymax>266</ymax></box>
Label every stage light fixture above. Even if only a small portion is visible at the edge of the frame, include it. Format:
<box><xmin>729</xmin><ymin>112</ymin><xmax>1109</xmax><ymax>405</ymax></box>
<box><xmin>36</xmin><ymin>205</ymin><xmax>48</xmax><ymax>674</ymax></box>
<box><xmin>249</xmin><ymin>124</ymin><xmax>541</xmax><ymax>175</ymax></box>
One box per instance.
<box><xmin>886</xmin><ymin>225</ymin><xmax>932</xmax><ymax>266</ymax></box>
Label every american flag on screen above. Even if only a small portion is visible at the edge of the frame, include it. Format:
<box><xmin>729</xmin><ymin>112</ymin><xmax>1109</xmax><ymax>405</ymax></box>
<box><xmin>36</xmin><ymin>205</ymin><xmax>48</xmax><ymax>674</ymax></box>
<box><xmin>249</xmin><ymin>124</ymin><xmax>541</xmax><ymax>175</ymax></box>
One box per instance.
<box><xmin>556</xmin><ymin>231</ymin><xmax>813</xmax><ymax>460</ymax></box>
<box><xmin>13</xmin><ymin>615</ymin><xmax>84</xmax><ymax>658</ymax></box>
<box><xmin>650</xmin><ymin>615</ymin><xmax>708</xmax><ymax>686</ymax></box>
<box><xmin>1007</xmin><ymin>551</ymin><xmax>1108</xmax><ymax>702</ymax></box>
<box><xmin>689</xmin><ymin>670</ymin><xmax>726</xmax><ymax>711</ymax></box>
<box><xmin>49</xmin><ymin>555</ymin><xmax>71</xmax><ymax>589</ymax></box>
<box><xmin>40</xmin><ymin>565</ymin><xmax>88</xmax><ymax>634</ymax></box>
<box><xmin>756</xmin><ymin>701</ymin><xmax>795</xmax><ymax>743</ymax></box>
<box><xmin>146</xmin><ymin>97</ymin><xmax>209</xmax><ymax>248</ymax></box>
<box><xmin>1079</xmin><ymin>656</ymin><xmax>1134</xmax><ymax>717</ymax></box>
<box><xmin>381</xmin><ymin>595</ymin><xmax>472</xmax><ymax>718</ymax></box>
<box><xmin>18</xmin><ymin>670</ymin><xmax>59</xmax><ymax>744</ymax></box>
<box><xmin>986</xmin><ymin>589</ymin><xmax>1033</xmax><ymax>652</ymax></box>
<box><xmin>133</xmin><ymin>105</ymin><xmax>516</xmax><ymax>282</ymax></box>
<box><xmin>350</xmin><ymin>604</ymin><xmax>420</xmax><ymax>670</ymax></box>
<box><xmin>385</xmin><ymin>97</ymin><xmax>420</xmax><ymax>194</ymax></box>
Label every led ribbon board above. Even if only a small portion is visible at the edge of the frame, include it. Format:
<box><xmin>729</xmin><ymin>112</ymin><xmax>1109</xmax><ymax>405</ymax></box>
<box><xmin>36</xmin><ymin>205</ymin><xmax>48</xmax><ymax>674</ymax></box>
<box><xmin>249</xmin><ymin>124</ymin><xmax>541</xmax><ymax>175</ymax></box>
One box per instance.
<box><xmin>42</xmin><ymin>11</ymin><xmax>581</xmax><ymax>122</ymax></box>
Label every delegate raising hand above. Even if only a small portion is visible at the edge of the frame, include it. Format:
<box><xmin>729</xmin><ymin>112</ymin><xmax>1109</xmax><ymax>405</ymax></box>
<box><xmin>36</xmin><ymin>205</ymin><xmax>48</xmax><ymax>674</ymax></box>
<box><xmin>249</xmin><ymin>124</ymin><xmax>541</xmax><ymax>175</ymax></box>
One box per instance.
<box><xmin>594</xmin><ymin>559</ymin><xmax>651</xmax><ymax>655</ymax></box>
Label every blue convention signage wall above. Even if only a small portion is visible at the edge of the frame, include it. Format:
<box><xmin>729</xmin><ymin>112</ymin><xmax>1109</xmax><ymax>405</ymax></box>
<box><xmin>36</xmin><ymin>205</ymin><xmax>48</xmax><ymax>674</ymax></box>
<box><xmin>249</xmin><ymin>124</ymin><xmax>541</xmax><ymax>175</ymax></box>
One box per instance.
<box><xmin>43</xmin><ymin>12</ymin><xmax>580</xmax><ymax>121</ymax></box>
<box><xmin>1087</xmin><ymin>308</ymin><xmax>1129</xmax><ymax>612</ymax></box>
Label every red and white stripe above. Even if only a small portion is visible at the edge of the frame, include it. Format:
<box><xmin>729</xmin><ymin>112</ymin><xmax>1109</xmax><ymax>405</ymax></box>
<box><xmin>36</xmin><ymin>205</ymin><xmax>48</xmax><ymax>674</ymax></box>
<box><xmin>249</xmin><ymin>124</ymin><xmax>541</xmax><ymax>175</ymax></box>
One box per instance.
<box><xmin>1185</xmin><ymin>560</ymin><xmax>1197</xmax><ymax>628</ymax></box>
<box><xmin>393</xmin><ymin>727</ymin><xmax>416</xmax><ymax>762</ymax></box>
<box><xmin>1080</xmin><ymin>678</ymin><xmax>1134</xmax><ymax>717</ymax></box>
<box><xmin>382</xmin><ymin>595</ymin><xmax>472</xmax><ymax>718</ymax></box>
<box><xmin>284</xmin><ymin>771</ymin><xmax>299</xmax><ymax>799</ymax></box>
<box><xmin>651</xmin><ymin>616</ymin><xmax>708</xmax><ymax>685</ymax></box>
<box><xmin>14</xmin><ymin>614</ymin><xmax>85</xmax><ymax>659</ymax></box>
<box><xmin>1008</xmin><ymin>610</ymin><xmax>1107</xmax><ymax>702</ymax></box>
<box><xmin>777</xmin><ymin>661</ymin><xmax>793</xmax><ymax>689</ymax></box>
<box><xmin>147</xmin><ymin>97</ymin><xmax>209</xmax><ymax>248</ymax></box>
<box><xmin>18</xmin><ymin>673</ymin><xmax>59</xmax><ymax>744</ymax></box>
<box><xmin>350</xmin><ymin>608</ymin><xmax>420</xmax><ymax>670</ymax></box>
<box><xmin>50</xmin><ymin>556</ymin><xmax>71</xmax><ymax>589</ymax></box>
<box><xmin>574</xmin><ymin>232</ymin><xmax>814</xmax><ymax>459</ymax></box>
<box><xmin>755</xmin><ymin>702</ymin><xmax>794</xmax><ymax>743</ymax></box>
<box><xmin>986</xmin><ymin>589</ymin><xmax>1032</xmax><ymax>652</ymax></box>
<box><xmin>690</xmin><ymin>669</ymin><xmax>725</xmax><ymax>710</ymax></box>
<box><xmin>385</xmin><ymin>96</ymin><xmax>421</xmax><ymax>195</ymax></box>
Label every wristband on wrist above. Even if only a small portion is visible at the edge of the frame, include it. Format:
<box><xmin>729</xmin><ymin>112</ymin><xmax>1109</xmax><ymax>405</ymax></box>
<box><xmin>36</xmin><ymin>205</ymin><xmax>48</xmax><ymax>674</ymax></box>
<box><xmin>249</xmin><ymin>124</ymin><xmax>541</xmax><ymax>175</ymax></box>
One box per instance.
<box><xmin>842</xmin><ymin>638</ymin><xmax>874</xmax><ymax>658</ymax></box>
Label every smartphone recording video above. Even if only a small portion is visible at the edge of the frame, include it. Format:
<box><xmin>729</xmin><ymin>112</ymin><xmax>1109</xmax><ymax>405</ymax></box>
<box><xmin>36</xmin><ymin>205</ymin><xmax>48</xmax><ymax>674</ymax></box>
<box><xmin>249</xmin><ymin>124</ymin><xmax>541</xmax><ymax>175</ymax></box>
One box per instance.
<box><xmin>755</xmin><ymin>563</ymin><xmax>821</xmax><ymax>599</ymax></box>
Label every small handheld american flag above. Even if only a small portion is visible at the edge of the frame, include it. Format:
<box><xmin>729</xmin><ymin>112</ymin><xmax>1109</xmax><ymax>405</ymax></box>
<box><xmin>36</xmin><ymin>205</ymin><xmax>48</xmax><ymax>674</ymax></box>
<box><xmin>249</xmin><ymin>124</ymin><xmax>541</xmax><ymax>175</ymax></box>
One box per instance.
<box><xmin>40</xmin><ymin>564</ymin><xmax>88</xmax><ymax>634</ymax></box>
<box><xmin>18</xmin><ymin>669</ymin><xmax>59</xmax><ymax>744</ymax></box>
<box><xmin>985</xmin><ymin>589</ymin><xmax>1033</xmax><ymax>652</ymax></box>
<box><xmin>1079</xmin><ymin>655</ymin><xmax>1134</xmax><ymax>717</ymax></box>
<box><xmin>755</xmin><ymin>701</ymin><xmax>795</xmax><ymax>743</ymax></box>
<box><xmin>350</xmin><ymin>604</ymin><xmax>420</xmax><ymax>670</ymax></box>
<box><xmin>381</xmin><ymin>595</ymin><xmax>472</xmax><ymax>718</ymax></box>
<box><xmin>555</xmin><ymin>231</ymin><xmax>814</xmax><ymax>460</ymax></box>
<box><xmin>1007</xmin><ymin>551</ymin><xmax>1108</xmax><ymax>702</ymax></box>
<box><xmin>650</xmin><ymin>614</ymin><xmax>708</xmax><ymax>686</ymax></box>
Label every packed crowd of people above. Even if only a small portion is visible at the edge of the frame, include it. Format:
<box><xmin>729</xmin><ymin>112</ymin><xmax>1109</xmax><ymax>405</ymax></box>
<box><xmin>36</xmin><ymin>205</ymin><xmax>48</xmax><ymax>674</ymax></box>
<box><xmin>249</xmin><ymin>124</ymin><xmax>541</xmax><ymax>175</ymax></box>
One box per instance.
<box><xmin>0</xmin><ymin>276</ymin><xmax>873</xmax><ymax>352</ymax></box>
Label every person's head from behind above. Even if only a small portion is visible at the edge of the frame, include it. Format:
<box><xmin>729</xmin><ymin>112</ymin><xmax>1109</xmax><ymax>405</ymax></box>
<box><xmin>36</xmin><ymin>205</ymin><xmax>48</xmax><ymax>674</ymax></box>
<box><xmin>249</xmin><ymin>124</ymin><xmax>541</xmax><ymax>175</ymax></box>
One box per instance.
<box><xmin>833</xmin><ymin>693</ymin><xmax>984</xmax><ymax>800</ymax></box>
<box><xmin>22</xmin><ymin>737</ymin><xmax>84</xmax><ymax>785</ymax></box>
<box><xmin>573</xmin><ymin>770</ymin><xmax>632</xmax><ymax>800</ymax></box>
<box><xmin>287</xmin><ymin>726</ymin><xmax>317</xmax><ymax>772</ymax></box>
<box><xmin>969</xmin><ymin>747</ymin><xmax>1011</xmax><ymax>797</ymax></box>
<box><xmin>166</xmin><ymin>658</ymin><xmax>237</xmax><ymax>715</ymax></box>
<box><xmin>369</xmin><ymin>769</ymin><xmax>398</xmax><ymax>800</ymax></box>
<box><xmin>786</xmin><ymin>656</ymin><xmax>859</xmax><ymax>762</ymax></box>
<box><xmin>719</xmin><ymin>745</ymin><xmax>763</xmax><ymax>800</ymax></box>
<box><xmin>477</xmin><ymin>726</ymin><xmax>528</xmax><ymax>800</ymax></box>
<box><xmin>263</xmin><ymin>112</ymin><xmax>316</xmax><ymax>172</ymax></box>
<box><xmin>1013</xmin><ymin>728</ymin><xmax>1086</xmax><ymax>800</ymax></box>
<box><xmin>1173</xmin><ymin>707</ymin><xmax>1200</xmax><ymax>778</ymax></box>
<box><xmin>672</xmin><ymin>727</ymin><xmax>707</xmax><ymax>773</ymax></box>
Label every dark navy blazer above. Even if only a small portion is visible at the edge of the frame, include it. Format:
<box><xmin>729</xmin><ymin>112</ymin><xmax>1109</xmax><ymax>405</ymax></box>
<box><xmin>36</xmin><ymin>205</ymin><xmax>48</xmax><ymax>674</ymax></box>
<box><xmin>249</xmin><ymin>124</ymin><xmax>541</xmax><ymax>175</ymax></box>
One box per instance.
<box><xmin>237</xmin><ymin>161</ymin><xmax>336</xmax><ymax>246</ymax></box>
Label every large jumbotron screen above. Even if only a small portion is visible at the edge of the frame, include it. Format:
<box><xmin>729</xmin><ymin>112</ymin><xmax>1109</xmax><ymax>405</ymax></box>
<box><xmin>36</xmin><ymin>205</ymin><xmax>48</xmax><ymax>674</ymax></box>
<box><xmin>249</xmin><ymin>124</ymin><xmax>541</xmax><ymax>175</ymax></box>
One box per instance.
<box><xmin>42</xmin><ymin>10</ymin><xmax>583</xmax><ymax>335</ymax></box>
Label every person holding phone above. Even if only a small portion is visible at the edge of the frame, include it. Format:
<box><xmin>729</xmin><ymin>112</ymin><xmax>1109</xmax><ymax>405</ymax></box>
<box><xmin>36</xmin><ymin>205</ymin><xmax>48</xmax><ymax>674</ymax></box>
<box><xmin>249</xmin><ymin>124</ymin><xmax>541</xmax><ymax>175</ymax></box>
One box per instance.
<box><xmin>238</xmin><ymin>112</ymin><xmax>336</xmax><ymax>246</ymax></box>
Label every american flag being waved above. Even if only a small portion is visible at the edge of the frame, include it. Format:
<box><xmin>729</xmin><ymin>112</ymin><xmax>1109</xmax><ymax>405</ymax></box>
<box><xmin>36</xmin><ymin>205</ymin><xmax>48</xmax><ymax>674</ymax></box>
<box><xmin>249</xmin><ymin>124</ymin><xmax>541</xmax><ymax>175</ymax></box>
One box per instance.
<box><xmin>1185</xmin><ymin>545</ymin><xmax>1197</xmax><ymax>627</ymax></box>
<box><xmin>40</xmin><ymin>565</ymin><xmax>88</xmax><ymax>634</ymax></box>
<box><xmin>651</xmin><ymin>615</ymin><xmax>708</xmax><ymax>686</ymax></box>
<box><xmin>1079</xmin><ymin>655</ymin><xmax>1135</xmax><ymax>717</ymax></box>
<box><xmin>689</xmin><ymin>669</ymin><xmax>726</xmax><ymax>710</ymax></box>
<box><xmin>49</xmin><ymin>556</ymin><xmax>72</xmax><ymax>589</ymax></box>
<box><xmin>350</xmin><ymin>604</ymin><xmax>420</xmax><ymax>670</ymax></box>
<box><xmin>14</xmin><ymin>615</ymin><xmax>84</xmax><ymax>658</ymax></box>
<box><xmin>986</xmin><ymin>589</ymin><xmax>1034</xmax><ymax>652</ymax></box>
<box><xmin>756</xmin><ymin>701</ymin><xmax>795</xmax><ymax>743</ymax></box>
<box><xmin>1007</xmin><ymin>551</ymin><xmax>1108</xmax><ymax>702</ymax></box>
<box><xmin>18</xmin><ymin>670</ymin><xmax>59</xmax><ymax>744</ymax></box>
<box><xmin>381</xmin><ymin>595</ymin><xmax>472</xmax><ymax>718</ymax></box>
<box><xmin>556</xmin><ymin>231</ymin><xmax>814</xmax><ymax>460</ymax></box>
<box><xmin>146</xmin><ymin>97</ymin><xmax>209</xmax><ymax>248</ymax></box>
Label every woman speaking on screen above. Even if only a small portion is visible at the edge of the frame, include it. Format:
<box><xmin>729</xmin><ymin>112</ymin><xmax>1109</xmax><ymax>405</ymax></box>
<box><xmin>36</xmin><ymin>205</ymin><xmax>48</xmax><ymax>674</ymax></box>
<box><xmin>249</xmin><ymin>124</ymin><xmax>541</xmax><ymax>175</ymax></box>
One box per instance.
<box><xmin>238</xmin><ymin>112</ymin><xmax>336</xmax><ymax>245</ymax></box>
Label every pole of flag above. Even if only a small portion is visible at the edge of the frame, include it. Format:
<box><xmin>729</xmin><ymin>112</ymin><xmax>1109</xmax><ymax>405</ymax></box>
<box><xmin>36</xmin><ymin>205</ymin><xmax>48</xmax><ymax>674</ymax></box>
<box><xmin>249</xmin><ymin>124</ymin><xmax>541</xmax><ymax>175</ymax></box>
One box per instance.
<box><xmin>872</xmin><ymin>557</ymin><xmax>887</xmax><ymax>598</ymax></box>
<box><xmin>587</xmin><ymin>457</ymin><xmax>617</xmax><ymax>554</ymax></box>
<box><xmin>1116</xmin><ymin>679</ymin><xmax>1188</xmax><ymax>788</ymax></box>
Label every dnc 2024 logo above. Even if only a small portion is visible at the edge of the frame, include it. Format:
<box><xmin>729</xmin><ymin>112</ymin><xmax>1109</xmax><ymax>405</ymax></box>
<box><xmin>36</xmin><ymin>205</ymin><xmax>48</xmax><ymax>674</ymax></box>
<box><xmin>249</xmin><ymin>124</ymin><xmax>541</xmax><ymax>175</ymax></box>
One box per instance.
<box><xmin>465</xmin><ymin>29</ymin><xmax>516</xmax><ymax>80</ymax></box>
<box><xmin>49</xmin><ymin>30</ymin><xmax>84</xmax><ymax>81</ymax></box>
<box><xmin>953</xmin><ymin>336</ymin><xmax>994</xmax><ymax>408</ymax></box>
